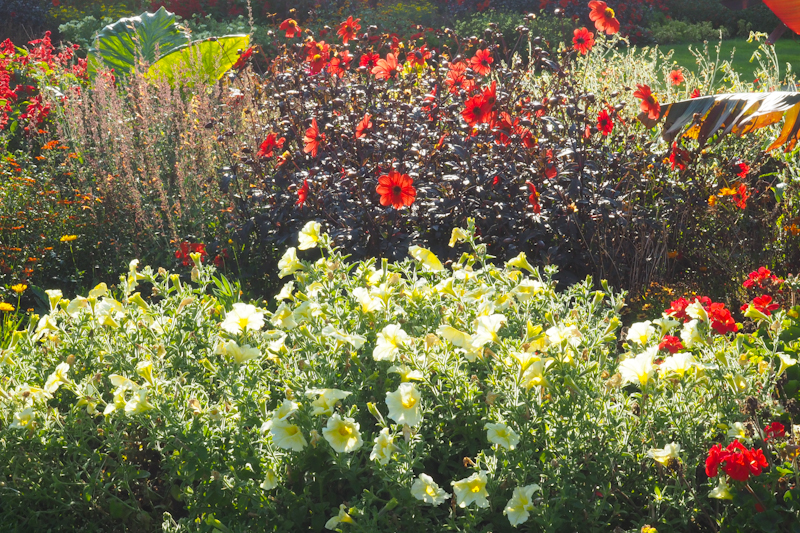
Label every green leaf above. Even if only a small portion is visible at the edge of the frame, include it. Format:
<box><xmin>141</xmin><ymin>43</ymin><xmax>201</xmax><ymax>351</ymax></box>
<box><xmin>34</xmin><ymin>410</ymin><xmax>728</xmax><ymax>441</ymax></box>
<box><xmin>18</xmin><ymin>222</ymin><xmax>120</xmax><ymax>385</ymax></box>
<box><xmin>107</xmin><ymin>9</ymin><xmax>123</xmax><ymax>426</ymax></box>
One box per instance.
<box><xmin>88</xmin><ymin>7</ymin><xmax>190</xmax><ymax>78</ymax></box>
<box><xmin>147</xmin><ymin>35</ymin><xmax>250</xmax><ymax>86</ymax></box>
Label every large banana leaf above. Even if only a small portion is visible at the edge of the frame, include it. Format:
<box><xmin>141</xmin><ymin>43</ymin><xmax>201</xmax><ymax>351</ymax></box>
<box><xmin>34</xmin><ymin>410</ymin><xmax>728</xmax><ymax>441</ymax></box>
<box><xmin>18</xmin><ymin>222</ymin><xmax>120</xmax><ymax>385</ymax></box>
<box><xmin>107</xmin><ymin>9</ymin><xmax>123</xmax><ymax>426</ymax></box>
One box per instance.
<box><xmin>638</xmin><ymin>92</ymin><xmax>800</xmax><ymax>152</ymax></box>
<box><xmin>88</xmin><ymin>7</ymin><xmax>190</xmax><ymax>78</ymax></box>
<box><xmin>146</xmin><ymin>35</ymin><xmax>250</xmax><ymax>86</ymax></box>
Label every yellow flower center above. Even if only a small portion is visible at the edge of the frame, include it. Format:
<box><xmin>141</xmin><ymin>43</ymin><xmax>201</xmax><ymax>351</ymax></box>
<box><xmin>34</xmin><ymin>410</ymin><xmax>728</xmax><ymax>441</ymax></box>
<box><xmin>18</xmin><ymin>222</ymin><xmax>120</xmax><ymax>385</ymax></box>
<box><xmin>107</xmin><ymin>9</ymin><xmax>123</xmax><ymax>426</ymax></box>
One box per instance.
<box><xmin>401</xmin><ymin>395</ymin><xmax>417</xmax><ymax>409</ymax></box>
<box><xmin>238</xmin><ymin>317</ymin><xmax>250</xmax><ymax>329</ymax></box>
<box><xmin>286</xmin><ymin>425</ymin><xmax>299</xmax><ymax>435</ymax></box>
<box><xmin>425</xmin><ymin>485</ymin><xmax>436</xmax><ymax>496</ymax></box>
<box><xmin>605</xmin><ymin>7</ymin><xmax>615</xmax><ymax>18</ymax></box>
<box><xmin>338</xmin><ymin>424</ymin><xmax>353</xmax><ymax>437</ymax></box>
<box><xmin>470</xmin><ymin>482</ymin><xmax>482</xmax><ymax>493</ymax></box>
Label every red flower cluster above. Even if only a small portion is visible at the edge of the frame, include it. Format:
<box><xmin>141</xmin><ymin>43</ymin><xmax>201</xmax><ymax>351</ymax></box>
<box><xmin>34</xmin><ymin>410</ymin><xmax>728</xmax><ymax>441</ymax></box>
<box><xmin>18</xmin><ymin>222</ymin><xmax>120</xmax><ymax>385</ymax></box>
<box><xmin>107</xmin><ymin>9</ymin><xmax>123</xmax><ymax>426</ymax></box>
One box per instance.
<box><xmin>705</xmin><ymin>441</ymin><xmax>768</xmax><ymax>482</ymax></box>
<box><xmin>305</xmin><ymin>40</ymin><xmax>330</xmax><ymax>75</ymax></box>
<box><xmin>526</xmin><ymin>181</ymin><xmax>541</xmax><ymax>213</ymax></box>
<box><xmin>175</xmin><ymin>242</ymin><xmax>207</xmax><ymax>266</ymax></box>
<box><xmin>669</xmin><ymin>141</ymin><xmax>691</xmax><ymax>171</ymax></box>
<box><xmin>740</xmin><ymin>294</ymin><xmax>779</xmax><ymax>315</ymax></box>
<box><xmin>462</xmin><ymin>81</ymin><xmax>497</xmax><ymax>127</ymax></box>
<box><xmin>764</xmin><ymin>421</ymin><xmax>785</xmax><ymax>442</ymax></box>
<box><xmin>658</xmin><ymin>335</ymin><xmax>683</xmax><ymax>353</ymax></box>
<box><xmin>665</xmin><ymin>296</ymin><xmax>738</xmax><ymax>335</ymax></box>
<box><xmin>743</xmin><ymin>267</ymin><xmax>783</xmax><ymax>290</ymax></box>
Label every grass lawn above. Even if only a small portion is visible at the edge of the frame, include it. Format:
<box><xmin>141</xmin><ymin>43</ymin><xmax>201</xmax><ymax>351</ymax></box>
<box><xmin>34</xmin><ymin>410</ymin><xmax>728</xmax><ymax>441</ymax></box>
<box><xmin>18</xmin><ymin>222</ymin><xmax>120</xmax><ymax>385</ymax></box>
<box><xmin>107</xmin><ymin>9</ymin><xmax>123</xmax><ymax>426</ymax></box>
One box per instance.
<box><xmin>662</xmin><ymin>36</ymin><xmax>800</xmax><ymax>79</ymax></box>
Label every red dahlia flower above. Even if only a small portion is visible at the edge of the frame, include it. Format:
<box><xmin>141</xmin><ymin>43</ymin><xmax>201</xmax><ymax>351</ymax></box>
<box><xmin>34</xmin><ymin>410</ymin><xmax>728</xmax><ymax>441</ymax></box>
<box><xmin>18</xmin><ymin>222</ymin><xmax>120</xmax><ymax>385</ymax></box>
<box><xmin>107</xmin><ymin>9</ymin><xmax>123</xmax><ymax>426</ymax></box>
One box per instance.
<box><xmin>545</xmin><ymin>149</ymin><xmax>557</xmax><ymax>179</ymax></box>
<box><xmin>232</xmin><ymin>46</ymin><xmax>254</xmax><ymax>71</ymax></box>
<box><xmin>669</xmin><ymin>69</ymin><xmax>684</xmax><ymax>85</ymax></box>
<box><xmin>297</xmin><ymin>179</ymin><xmax>309</xmax><ymax>206</ymax></box>
<box><xmin>572</xmin><ymin>27</ymin><xmax>595</xmax><ymax>55</ymax></box>
<box><xmin>734</xmin><ymin>161</ymin><xmax>750</xmax><ymax>178</ymax></box>
<box><xmin>588</xmin><ymin>1</ymin><xmax>620</xmax><ymax>35</ymax></box>
<box><xmin>634</xmin><ymin>84</ymin><xmax>661</xmax><ymax>120</ymax></box>
<box><xmin>469</xmin><ymin>49</ymin><xmax>493</xmax><ymax>76</ymax></box>
<box><xmin>691</xmin><ymin>88</ymin><xmax>701</xmax><ymax>98</ymax></box>
<box><xmin>669</xmin><ymin>141</ymin><xmax>691</xmax><ymax>171</ymax></box>
<box><xmin>597</xmin><ymin>109</ymin><xmax>613</xmax><ymax>135</ymax></box>
<box><xmin>407</xmin><ymin>45</ymin><xmax>432</xmax><ymax>67</ymax></box>
<box><xmin>337</xmin><ymin>16</ymin><xmax>361</xmax><ymax>44</ymax></box>
<box><xmin>257</xmin><ymin>133</ymin><xmax>285</xmax><ymax>158</ymax></box>
<box><xmin>359</xmin><ymin>52</ymin><xmax>380</xmax><ymax>69</ymax></box>
<box><xmin>355</xmin><ymin>113</ymin><xmax>372</xmax><ymax>139</ymax></box>
<box><xmin>303</xmin><ymin>118</ymin><xmax>325</xmax><ymax>157</ymax></box>
<box><xmin>279</xmin><ymin>19</ymin><xmax>301</xmax><ymax>38</ymax></box>
<box><xmin>526</xmin><ymin>181</ymin><xmax>541</xmax><ymax>213</ymax></box>
<box><xmin>376</xmin><ymin>170</ymin><xmax>416</xmax><ymax>209</ymax></box>
<box><xmin>733</xmin><ymin>183</ymin><xmax>750</xmax><ymax>210</ymax></box>
<box><xmin>371</xmin><ymin>53</ymin><xmax>399</xmax><ymax>80</ymax></box>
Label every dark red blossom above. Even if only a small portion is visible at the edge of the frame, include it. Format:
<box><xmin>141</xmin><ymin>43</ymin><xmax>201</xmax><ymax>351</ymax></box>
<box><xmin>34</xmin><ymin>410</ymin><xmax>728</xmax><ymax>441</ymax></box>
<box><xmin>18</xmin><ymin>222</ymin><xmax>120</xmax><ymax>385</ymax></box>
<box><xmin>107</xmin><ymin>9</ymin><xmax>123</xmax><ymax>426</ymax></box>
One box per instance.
<box><xmin>597</xmin><ymin>109</ymin><xmax>613</xmax><ymax>135</ymax></box>
<box><xmin>705</xmin><ymin>441</ymin><xmax>768</xmax><ymax>482</ymax></box>
<box><xmin>734</xmin><ymin>161</ymin><xmax>750</xmax><ymax>178</ymax></box>
<box><xmin>297</xmin><ymin>179</ymin><xmax>309</xmax><ymax>206</ymax></box>
<box><xmin>407</xmin><ymin>44</ymin><xmax>431</xmax><ymax>67</ymax></box>
<box><xmin>232</xmin><ymin>46</ymin><xmax>254</xmax><ymax>71</ymax></box>
<box><xmin>376</xmin><ymin>170</ymin><xmax>416</xmax><ymax>209</ymax></box>
<box><xmin>359</xmin><ymin>52</ymin><xmax>380</xmax><ymax>69</ymax></box>
<box><xmin>743</xmin><ymin>267</ymin><xmax>783</xmax><ymax>290</ymax></box>
<box><xmin>669</xmin><ymin>141</ymin><xmax>691</xmax><ymax>171</ymax></box>
<box><xmin>691</xmin><ymin>88</ymin><xmax>701</xmax><ymax>98</ymax></box>
<box><xmin>706</xmin><ymin>302</ymin><xmax>738</xmax><ymax>334</ymax></box>
<box><xmin>445</xmin><ymin>61</ymin><xmax>473</xmax><ymax>94</ymax></box>
<box><xmin>526</xmin><ymin>181</ymin><xmax>541</xmax><ymax>213</ymax></box>
<box><xmin>175</xmin><ymin>242</ymin><xmax>207</xmax><ymax>266</ymax></box>
<box><xmin>303</xmin><ymin>118</ymin><xmax>325</xmax><ymax>157</ymax></box>
<box><xmin>741</xmin><ymin>294</ymin><xmax>780</xmax><ymax>316</ymax></box>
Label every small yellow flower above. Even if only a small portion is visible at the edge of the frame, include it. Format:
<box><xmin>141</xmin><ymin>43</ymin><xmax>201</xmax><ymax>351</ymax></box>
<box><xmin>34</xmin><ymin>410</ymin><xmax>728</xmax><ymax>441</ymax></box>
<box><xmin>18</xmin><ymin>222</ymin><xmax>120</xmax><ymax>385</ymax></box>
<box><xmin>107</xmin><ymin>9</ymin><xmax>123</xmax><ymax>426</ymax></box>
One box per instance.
<box><xmin>322</xmin><ymin>413</ymin><xmax>363</xmax><ymax>453</ymax></box>
<box><xmin>0</xmin><ymin>302</ymin><xmax>14</xmax><ymax>312</ymax></box>
<box><xmin>298</xmin><ymin>220</ymin><xmax>322</xmax><ymax>250</ymax></box>
<box><xmin>451</xmin><ymin>471</ymin><xmax>490</xmax><ymax>508</ymax></box>
<box><xmin>373</xmin><ymin>324</ymin><xmax>409</xmax><ymax>361</ymax></box>
<box><xmin>305</xmin><ymin>388</ymin><xmax>352</xmax><ymax>416</ymax></box>
<box><xmin>646</xmin><ymin>442</ymin><xmax>681</xmax><ymax>466</ymax></box>
<box><xmin>408</xmin><ymin>245</ymin><xmax>444</xmax><ymax>272</ymax></box>
<box><xmin>324</xmin><ymin>504</ymin><xmax>355</xmax><ymax>530</ymax></box>
<box><xmin>60</xmin><ymin>234</ymin><xmax>78</xmax><ymax>242</ymax></box>
<box><xmin>449</xmin><ymin>227</ymin><xmax>468</xmax><ymax>248</ymax></box>
<box><xmin>270</xmin><ymin>418</ymin><xmax>308</xmax><ymax>451</ymax></box>
<box><xmin>369</xmin><ymin>427</ymin><xmax>397</xmax><ymax>465</ymax></box>
<box><xmin>277</xmin><ymin>247</ymin><xmax>304</xmax><ymax>278</ymax></box>
<box><xmin>485</xmin><ymin>422</ymin><xmax>521</xmax><ymax>450</ymax></box>
<box><xmin>504</xmin><ymin>484</ymin><xmax>540</xmax><ymax>527</ymax></box>
<box><xmin>385</xmin><ymin>382</ymin><xmax>423</xmax><ymax>426</ymax></box>
<box><xmin>11</xmin><ymin>283</ymin><xmax>27</xmax><ymax>294</ymax></box>
<box><xmin>410</xmin><ymin>473</ymin><xmax>451</xmax><ymax>505</ymax></box>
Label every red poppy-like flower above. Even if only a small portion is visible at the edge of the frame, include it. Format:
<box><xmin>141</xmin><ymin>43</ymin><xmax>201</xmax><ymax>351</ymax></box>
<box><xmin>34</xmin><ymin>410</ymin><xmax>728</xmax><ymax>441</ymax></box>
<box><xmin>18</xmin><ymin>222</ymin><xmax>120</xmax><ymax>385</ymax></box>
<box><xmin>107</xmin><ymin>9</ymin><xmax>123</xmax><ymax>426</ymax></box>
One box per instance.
<box><xmin>279</xmin><ymin>19</ymin><xmax>301</xmax><ymax>38</ymax></box>
<box><xmin>232</xmin><ymin>46</ymin><xmax>254</xmax><ymax>71</ymax></box>
<box><xmin>355</xmin><ymin>113</ymin><xmax>372</xmax><ymax>139</ymax></box>
<box><xmin>376</xmin><ymin>169</ymin><xmax>416</xmax><ymax>209</ymax></box>
<box><xmin>257</xmin><ymin>133</ymin><xmax>285</xmax><ymax>158</ymax></box>
<box><xmin>445</xmin><ymin>61</ymin><xmax>474</xmax><ymax>94</ymax></box>
<box><xmin>669</xmin><ymin>141</ymin><xmax>691</xmax><ymax>171</ymax></box>
<box><xmin>764</xmin><ymin>421</ymin><xmax>786</xmax><ymax>442</ymax></box>
<box><xmin>337</xmin><ymin>16</ymin><xmax>361</xmax><ymax>44</ymax></box>
<box><xmin>469</xmin><ymin>49</ymin><xmax>493</xmax><ymax>76</ymax></box>
<box><xmin>669</xmin><ymin>69</ymin><xmax>684</xmax><ymax>85</ymax></box>
<box><xmin>303</xmin><ymin>118</ymin><xmax>325</xmax><ymax>157</ymax></box>
<box><xmin>743</xmin><ymin>267</ymin><xmax>783</xmax><ymax>289</ymax></box>
<box><xmin>407</xmin><ymin>44</ymin><xmax>432</xmax><ymax>67</ymax></box>
<box><xmin>572</xmin><ymin>27</ymin><xmax>595</xmax><ymax>55</ymax></box>
<box><xmin>462</xmin><ymin>93</ymin><xmax>494</xmax><ymax>127</ymax></box>
<box><xmin>658</xmin><ymin>335</ymin><xmax>683</xmax><ymax>354</ymax></box>
<box><xmin>588</xmin><ymin>1</ymin><xmax>620</xmax><ymax>35</ymax></box>
<box><xmin>526</xmin><ymin>181</ymin><xmax>541</xmax><ymax>213</ymax></box>
<box><xmin>691</xmin><ymin>88</ymin><xmax>701</xmax><ymax>98</ymax></box>
<box><xmin>371</xmin><ymin>53</ymin><xmax>399</xmax><ymax>80</ymax></box>
<box><xmin>734</xmin><ymin>161</ymin><xmax>749</xmax><ymax>178</ymax></box>
<box><xmin>633</xmin><ymin>84</ymin><xmax>661</xmax><ymax>120</ymax></box>
<box><xmin>359</xmin><ymin>52</ymin><xmax>380</xmax><ymax>69</ymax></box>
<box><xmin>297</xmin><ymin>179</ymin><xmax>309</xmax><ymax>206</ymax></box>
<box><xmin>597</xmin><ymin>109</ymin><xmax>613</xmax><ymax>135</ymax></box>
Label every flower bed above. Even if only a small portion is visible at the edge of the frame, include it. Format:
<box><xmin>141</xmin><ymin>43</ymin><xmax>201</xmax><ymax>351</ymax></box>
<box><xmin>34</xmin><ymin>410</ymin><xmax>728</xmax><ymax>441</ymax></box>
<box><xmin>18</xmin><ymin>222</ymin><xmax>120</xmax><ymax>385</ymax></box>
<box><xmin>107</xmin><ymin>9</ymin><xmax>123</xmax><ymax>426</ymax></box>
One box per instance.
<box><xmin>1</xmin><ymin>221</ymin><xmax>798</xmax><ymax>531</ymax></box>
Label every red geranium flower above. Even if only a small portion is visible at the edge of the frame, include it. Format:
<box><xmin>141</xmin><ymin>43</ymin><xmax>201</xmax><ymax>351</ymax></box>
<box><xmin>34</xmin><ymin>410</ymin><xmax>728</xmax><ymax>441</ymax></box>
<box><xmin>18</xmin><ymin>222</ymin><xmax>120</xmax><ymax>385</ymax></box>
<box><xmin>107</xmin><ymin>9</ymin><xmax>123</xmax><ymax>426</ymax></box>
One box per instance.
<box><xmin>705</xmin><ymin>441</ymin><xmax>768</xmax><ymax>482</ymax></box>
<box><xmin>597</xmin><ymin>109</ymin><xmax>613</xmax><ymax>135</ymax></box>
<box><xmin>355</xmin><ymin>113</ymin><xmax>372</xmax><ymax>139</ymax></box>
<box><xmin>734</xmin><ymin>161</ymin><xmax>749</xmax><ymax>178</ymax></box>
<box><xmin>743</xmin><ymin>267</ymin><xmax>783</xmax><ymax>289</ymax></box>
<box><xmin>668</xmin><ymin>69</ymin><xmax>684</xmax><ymax>85</ymax></box>
<box><xmin>175</xmin><ymin>242</ymin><xmax>207</xmax><ymax>266</ymax></box>
<box><xmin>257</xmin><ymin>133</ymin><xmax>285</xmax><ymax>158</ymax></box>
<box><xmin>572</xmin><ymin>27</ymin><xmax>595</xmax><ymax>55</ymax></box>
<box><xmin>376</xmin><ymin>169</ymin><xmax>416</xmax><ymax>209</ymax></box>
<box><xmin>633</xmin><ymin>84</ymin><xmax>661</xmax><ymax>120</ymax></box>
<box><xmin>297</xmin><ymin>179</ymin><xmax>309</xmax><ymax>206</ymax></box>
<box><xmin>371</xmin><ymin>53</ymin><xmax>399</xmax><ymax>80</ymax></box>
<box><xmin>764</xmin><ymin>421</ymin><xmax>786</xmax><ymax>442</ymax></box>
<box><xmin>359</xmin><ymin>52</ymin><xmax>380</xmax><ymax>69</ymax></box>
<box><xmin>658</xmin><ymin>335</ymin><xmax>683</xmax><ymax>354</ymax></box>
<box><xmin>588</xmin><ymin>1</ymin><xmax>620</xmax><ymax>35</ymax></box>
<box><xmin>706</xmin><ymin>302</ymin><xmax>738</xmax><ymax>334</ymax></box>
<box><xmin>691</xmin><ymin>88</ymin><xmax>701</xmax><ymax>98</ymax></box>
<box><xmin>337</xmin><ymin>16</ymin><xmax>361</xmax><ymax>44</ymax></box>
<box><xmin>469</xmin><ymin>49</ymin><xmax>493</xmax><ymax>76</ymax></box>
<box><xmin>742</xmin><ymin>294</ymin><xmax>780</xmax><ymax>316</ymax></box>
<box><xmin>279</xmin><ymin>19</ymin><xmax>301</xmax><ymax>38</ymax></box>
<box><xmin>733</xmin><ymin>183</ymin><xmax>750</xmax><ymax>210</ymax></box>
<box><xmin>526</xmin><ymin>181</ymin><xmax>541</xmax><ymax>213</ymax></box>
<box><xmin>303</xmin><ymin>118</ymin><xmax>325</xmax><ymax>157</ymax></box>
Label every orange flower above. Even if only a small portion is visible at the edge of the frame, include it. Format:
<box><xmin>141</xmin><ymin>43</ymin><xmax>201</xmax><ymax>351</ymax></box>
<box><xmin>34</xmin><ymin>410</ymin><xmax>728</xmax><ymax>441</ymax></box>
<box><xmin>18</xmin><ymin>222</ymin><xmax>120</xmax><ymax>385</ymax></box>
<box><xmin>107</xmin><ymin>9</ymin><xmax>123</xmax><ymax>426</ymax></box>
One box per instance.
<box><xmin>355</xmin><ymin>113</ymin><xmax>372</xmax><ymax>139</ymax></box>
<box><xmin>279</xmin><ymin>19</ymin><xmax>301</xmax><ymax>38</ymax></box>
<box><xmin>371</xmin><ymin>53</ymin><xmax>399</xmax><ymax>80</ymax></box>
<box><xmin>303</xmin><ymin>118</ymin><xmax>325</xmax><ymax>157</ymax></box>
<box><xmin>588</xmin><ymin>1</ymin><xmax>620</xmax><ymax>35</ymax></box>
<box><xmin>669</xmin><ymin>69</ymin><xmax>684</xmax><ymax>86</ymax></box>
<box><xmin>376</xmin><ymin>170</ymin><xmax>416</xmax><ymax>209</ymax></box>
<box><xmin>572</xmin><ymin>27</ymin><xmax>595</xmax><ymax>55</ymax></box>
<box><xmin>733</xmin><ymin>183</ymin><xmax>750</xmax><ymax>209</ymax></box>
<box><xmin>633</xmin><ymin>84</ymin><xmax>661</xmax><ymax>120</ymax></box>
<box><xmin>469</xmin><ymin>49</ymin><xmax>493</xmax><ymax>76</ymax></box>
<box><xmin>337</xmin><ymin>16</ymin><xmax>361</xmax><ymax>44</ymax></box>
